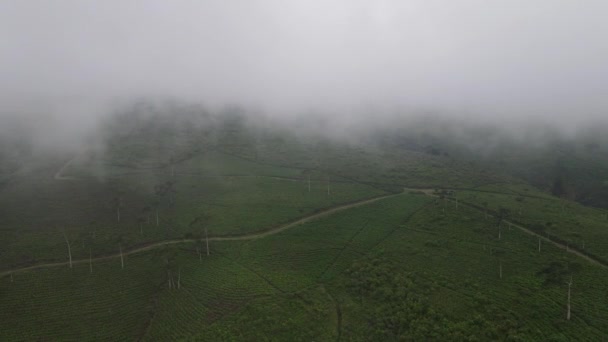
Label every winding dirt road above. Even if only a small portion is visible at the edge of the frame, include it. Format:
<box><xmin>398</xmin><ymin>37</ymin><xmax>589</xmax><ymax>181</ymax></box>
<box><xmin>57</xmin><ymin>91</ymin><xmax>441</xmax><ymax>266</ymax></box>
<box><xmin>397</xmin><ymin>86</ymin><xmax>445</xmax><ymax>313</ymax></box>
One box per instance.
<box><xmin>1</xmin><ymin>191</ymin><xmax>401</xmax><ymax>277</ymax></box>
<box><xmin>54</xmin><ymin>156</ymin><xmax>78</xmax><ymax>180</ymax></box>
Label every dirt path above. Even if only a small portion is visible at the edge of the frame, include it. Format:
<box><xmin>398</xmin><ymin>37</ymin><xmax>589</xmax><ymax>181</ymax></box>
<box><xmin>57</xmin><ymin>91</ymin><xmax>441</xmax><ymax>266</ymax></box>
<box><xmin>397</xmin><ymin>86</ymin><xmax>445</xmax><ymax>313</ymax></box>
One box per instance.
<box><xmin>54</xmin><ymin>156</ymin><xmax>78</xmax><ymax>180</ymax></box>
<box><xmin>502</xmin><ymin>218</ymin><xmax>606</xmax><ymax>268</ymax></box>
<box><xmin>413</xmin><ymin>187</ymin><xmax>608</xmax><ymax>269</ymax></box>
<box><xmin>0</xmin><ymin>192</ymin><xmax>400</xmax><ymax>277</ymax></box>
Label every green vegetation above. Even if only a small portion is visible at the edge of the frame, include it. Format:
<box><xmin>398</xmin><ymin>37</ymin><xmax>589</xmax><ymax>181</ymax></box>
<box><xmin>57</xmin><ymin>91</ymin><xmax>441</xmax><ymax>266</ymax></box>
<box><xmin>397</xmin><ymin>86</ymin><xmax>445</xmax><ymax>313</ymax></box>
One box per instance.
<box><xmin>3</xmin><ymin>111</ymin><xmax>608</xmax><ymax>340</ymax></box>
<box><xmin>0</xmin><ymin>149</ymin><xmax>384</xmax><ymax>270</ymax></box>
<box><xmin>452</xmin><ymin>185</ymin><xmax>608</xmax><ymax>261</ymax></box>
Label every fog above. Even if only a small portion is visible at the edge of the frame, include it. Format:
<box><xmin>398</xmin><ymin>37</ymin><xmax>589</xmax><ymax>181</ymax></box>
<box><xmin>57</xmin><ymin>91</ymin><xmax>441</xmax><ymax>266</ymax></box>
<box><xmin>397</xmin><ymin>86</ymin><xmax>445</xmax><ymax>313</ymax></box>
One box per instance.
<box><xmin>2</xmin><ymin>0</ymin><xmax>608</xmax><ymax>144</ymax></box>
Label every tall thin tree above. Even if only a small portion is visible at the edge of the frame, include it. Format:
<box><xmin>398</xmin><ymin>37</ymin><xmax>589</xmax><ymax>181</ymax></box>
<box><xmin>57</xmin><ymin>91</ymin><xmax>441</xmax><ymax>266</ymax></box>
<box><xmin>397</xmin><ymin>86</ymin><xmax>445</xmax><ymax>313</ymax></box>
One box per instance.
<box><xmin>499</xmin><ymin>261</ymin><xmax>503</xmax><ymax>279</ymax></box>
<box><xmin>205</xmin><ymin>228</ymin><xmax>210</xmax><ymax>256</ymax></box>
<box><xmin>119</xmin><ymin>244</ymin><xmax>124</xmax><ymax>269</ymax></box>
<box><xmin>63</xmin><ymin>231</ymin><xmax>72</xmax><ymax>269</ymax></box>
<box><xmin>566</xmin><ymin>276</ymin><xmax>573</xmax><ymax>320</ymax></box>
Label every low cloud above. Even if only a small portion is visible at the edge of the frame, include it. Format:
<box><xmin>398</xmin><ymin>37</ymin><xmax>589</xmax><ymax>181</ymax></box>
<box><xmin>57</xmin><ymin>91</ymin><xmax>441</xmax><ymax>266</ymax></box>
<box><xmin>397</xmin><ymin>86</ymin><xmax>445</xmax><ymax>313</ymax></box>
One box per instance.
<box><xmin>1</xmin><ymin>0</ymin><xmax>608</xmax><ymax>144</ymax></box>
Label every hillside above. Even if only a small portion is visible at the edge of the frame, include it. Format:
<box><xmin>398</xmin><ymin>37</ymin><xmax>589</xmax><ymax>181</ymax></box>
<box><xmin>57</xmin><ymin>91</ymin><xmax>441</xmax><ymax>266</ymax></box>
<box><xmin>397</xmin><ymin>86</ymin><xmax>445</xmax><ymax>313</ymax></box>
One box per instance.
<box><xmin>1</xmin><ymin>111</ymin><xmax>608</xmax><ymax>340</ymax></box>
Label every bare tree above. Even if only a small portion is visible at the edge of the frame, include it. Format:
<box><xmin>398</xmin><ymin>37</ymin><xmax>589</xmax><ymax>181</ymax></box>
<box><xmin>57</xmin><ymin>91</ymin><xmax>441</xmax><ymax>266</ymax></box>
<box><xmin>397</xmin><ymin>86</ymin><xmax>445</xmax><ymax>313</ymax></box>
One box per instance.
<box><xmin>142</xmin><ymin>206</ymin><xmax>151</xmax><ymax>225</ymax></box>
<box><xmin>177</xmin><ymin>268</ymin><xmax>181</xmax><ymax>289</ymax></box>
<box><xmin>496</xmin><ymin>208</ymin><xmax>510</xmax><ymax>240</ymax></box>
<box><xmin>538</xmin><ymin>237</ymin><xmax>542</xmax><ymax>253</ymax></box>
<box><xmin>153</xmin><ymin>181</ymin><xmax>177</xmax><ymax>226</ymax></box>
<box><xmin>482</xmin><ymin>201</ymin><xmax>491</xmax><ymax>218</ymax></box>
<box><xmin>112</xmin><ymin>194</ymin><xmax>124</xmax><ymax>223</ymax></box>
<box><xmin>566</xmin><ymin>276</ymin><xmax>573</xmax><ymax>320</ymax></box>
<box><xmin>89</xmin><ymin>248</ymin><xmax>93</xmax><ymax>274</ymax></box>
<box><xmin>499</xmin><ymin>261</ymin><xmax>503</xmax><ymax>280</ymax></box>
<box><xmin>205</xmin><ymin>228</ymin><xmax>210</xmax><ymax>256</ymax></box>
<box><xmin>438</xmin><ymin>193</ymin><xmax>446</xmax><ymax>215</ymax></box>
<box><xmin>119</xmin><ymin>244</ymin><xmax>124</xmax><ymax>269</ymax></box>
<box><xmin>301</xmin><ymin>170</ymin><xmax>312</xmax><ymax>193</ymax></box>
<box><xmin>63</xmin><ymin>230</ymin><xmax>73</xmax><ymax>269</ymax></box>
<box><xmin>327</xmin><ymin>175</ymin><xmax>331</xmax><ymax>196</ymax></box>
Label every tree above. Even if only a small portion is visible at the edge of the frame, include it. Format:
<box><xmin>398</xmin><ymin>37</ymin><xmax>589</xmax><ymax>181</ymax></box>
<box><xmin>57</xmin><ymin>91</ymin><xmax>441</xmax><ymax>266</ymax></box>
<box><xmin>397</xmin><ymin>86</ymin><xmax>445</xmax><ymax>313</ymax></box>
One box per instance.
<box><xmin>497</xmin><ymin>208</ymin><xmax>510</xmax><ymax>240</ymax></box>
<box><xmin>137</xmin><ymin>217</ymin><xmax>145</xmax><ymax>236</ymax></box>
<box><xmin>438</xmin><ymin>193</ymin><xmax>447</xmax><ymax>215</ymax></box>
<box><xmin>154</xmin><ymin>180</ymin><xmax>177</xmax><ymax>225</ymax></box>
<box><xmin>492</xmin><ymin>249</ymin><xmax>506</xmax><ymax>280</ymax></box>
<box><xmin>119</xmin><ymin>244</ymin><xmax>124</xmax><ymax>269</ymax></box>
<box><xmin>537</xmin><ymin>261</ymin><xmax>581</xmax><ymax>287</ymax></box>
<box><xmin>62</xmin><ymin>230</ymin><xmax>72</xmax><ymax>269</ymax></box>
<box><xmin>115</xmin><ymin>196</ymin><xmax>121</xmax><ymax>222</ymax></box>
<box><xmin>142</xmin><ymin>205</ymin><xmax>152</xmax><ymax>225</ymax></box>
<box><xmin>499</xmin><ymin>261</ymin><xmax>503</xmax><ymax>279</ymax></box>
<box><xmin>108</xmin><ymin>182</ymin><xmax>126</xmax><ymax>223</ymax></box>
<box><xmin>566</xmin><ymin>276</ymin><xmax>573</xmax><ymax>321</ymax></box>
<box><xmin>301</xmin><ymin>169</ymin><xmax>312</xmax><ymax>192</ymax></box>
<box><xmin>205</xmin><ymin>228</ymin><xmax>210</xmax><ymax>256</ymax></box>
<box><xmin>482</xmin><ymin>201</ymin><xmax>489</xmax><ymax>219</ymax></box>
<box><xmin>164</xmin><ymin>249</ymin><xmax>180</xmax><ymax>290</ymax></box>
<box><xmin>190</xmin><ymin>214</ymin><xmax>211</xmax><ymax>256</ymax></box>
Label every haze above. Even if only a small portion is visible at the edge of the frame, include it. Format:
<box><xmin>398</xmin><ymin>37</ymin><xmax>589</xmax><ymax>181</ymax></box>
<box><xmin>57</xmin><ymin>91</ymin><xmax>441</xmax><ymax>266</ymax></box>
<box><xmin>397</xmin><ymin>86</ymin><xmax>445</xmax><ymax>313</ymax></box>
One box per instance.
<box><xmin>1</xmin><ymin>0</ymin><xmax>608</xmax><ymax>133</ymax></box>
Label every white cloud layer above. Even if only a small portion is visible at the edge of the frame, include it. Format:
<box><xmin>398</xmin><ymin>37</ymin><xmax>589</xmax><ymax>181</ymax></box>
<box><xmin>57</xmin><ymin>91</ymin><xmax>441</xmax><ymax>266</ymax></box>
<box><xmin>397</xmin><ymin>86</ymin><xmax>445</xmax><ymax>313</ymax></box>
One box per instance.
<box><xmin>1</xmin><ymin>1</ymin><xmax>608</xmax><ymax>124</ymax></box>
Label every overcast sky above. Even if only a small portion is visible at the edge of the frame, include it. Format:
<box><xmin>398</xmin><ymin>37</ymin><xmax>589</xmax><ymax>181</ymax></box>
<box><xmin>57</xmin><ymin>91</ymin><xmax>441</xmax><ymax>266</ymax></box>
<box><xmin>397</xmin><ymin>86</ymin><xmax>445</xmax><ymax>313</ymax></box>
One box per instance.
<box><xmin>1</xmin><ymin>0</ymin><xmax>608</xmax><ymax>126</ymax></box>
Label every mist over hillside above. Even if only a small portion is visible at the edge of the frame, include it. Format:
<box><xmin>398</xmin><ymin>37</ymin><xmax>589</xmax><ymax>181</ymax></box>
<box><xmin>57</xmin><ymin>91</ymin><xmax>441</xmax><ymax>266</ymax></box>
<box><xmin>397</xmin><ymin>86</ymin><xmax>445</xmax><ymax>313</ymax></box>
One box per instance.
<box><xmin>3</xmin><ymin>2</ymin><xmax>608</xmax><ymax>340</ymax></box>
<box><xmin>3</xmin><ymin>99</ymin><xmax>608</xmax><ymax>208</ymax></box>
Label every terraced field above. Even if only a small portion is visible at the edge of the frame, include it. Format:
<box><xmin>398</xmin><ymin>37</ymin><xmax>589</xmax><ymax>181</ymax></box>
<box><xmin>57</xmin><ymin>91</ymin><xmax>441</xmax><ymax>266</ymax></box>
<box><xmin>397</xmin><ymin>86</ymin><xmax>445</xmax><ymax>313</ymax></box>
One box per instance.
<box><xmin>0</xmin><ymin>193</ymin><xmax>429</xmax><ymax>340</ymax></box>
<box><xmin>451</xmin><ymin>185</ymin><xmax>608</xmax><ymax>261</ymax></box>
<box><xmin>0</xmin><ymin>150</ymin><xmax>385</xmax><ymax>270</ymax></box>
<box><xmin>4</xmin><ymin>189</ymin><xmax>608</xmax><ymax>340</ymax></box>
<box><xmin>3</xmin><ymin>114</ymin><xmax>608</xmax><ymax>340</ymax></box>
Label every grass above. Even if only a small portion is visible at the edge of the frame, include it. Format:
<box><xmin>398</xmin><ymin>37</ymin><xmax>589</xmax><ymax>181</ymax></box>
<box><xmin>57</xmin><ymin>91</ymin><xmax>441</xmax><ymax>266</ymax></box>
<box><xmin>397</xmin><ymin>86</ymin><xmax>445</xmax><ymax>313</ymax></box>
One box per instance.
<box><xmin>0</xmin><ymin>150</ymin><xmax>383</xmax><ymax>270</ymax></box>
<box><xmin>4</xmin><ymin>113</ymin><xmax>608</xmax><ymax>340</ymax></box>
<box><xmin>451</xmin><ymin>185</ymin><xmax>608</xmax><ymax>261</ymax></box>
<box><xmin>2</xmin><ymin>191</ymin><xmax>608</xmax><ymax>340</ymax></box>
<box><xmin>0</xmin><ymin>251</ymin><xmax>164</xmax><ymax>341</ymax></box>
